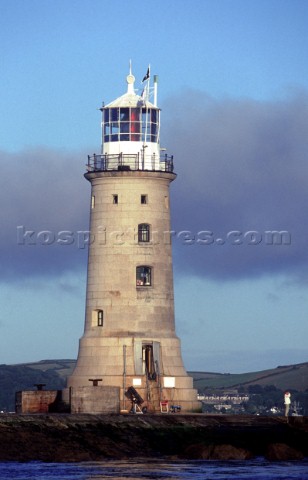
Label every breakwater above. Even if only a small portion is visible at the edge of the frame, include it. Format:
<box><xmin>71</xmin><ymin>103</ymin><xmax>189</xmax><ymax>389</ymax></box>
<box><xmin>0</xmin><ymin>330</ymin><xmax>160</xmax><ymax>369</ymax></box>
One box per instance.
<box><xmin>0</xmin><ymin>414</ymin><xmax>306</xmax><ymax>462</ymax></box>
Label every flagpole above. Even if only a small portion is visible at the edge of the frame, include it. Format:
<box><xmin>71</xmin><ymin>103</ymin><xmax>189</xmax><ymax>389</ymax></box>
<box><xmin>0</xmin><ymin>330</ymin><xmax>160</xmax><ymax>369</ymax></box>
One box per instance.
<box><xmin>143</xmin><ymin>65</ymin><xmax>151</xmax><ymax>165</ymax></box>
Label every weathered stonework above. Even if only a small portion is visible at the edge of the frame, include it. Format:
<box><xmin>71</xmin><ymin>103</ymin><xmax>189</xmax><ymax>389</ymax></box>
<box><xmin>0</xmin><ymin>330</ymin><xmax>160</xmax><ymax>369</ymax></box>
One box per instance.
<box><xmin>70</xmin><ymin>386</ymin><xmax>120</xmax><ymax>414</ymax></box>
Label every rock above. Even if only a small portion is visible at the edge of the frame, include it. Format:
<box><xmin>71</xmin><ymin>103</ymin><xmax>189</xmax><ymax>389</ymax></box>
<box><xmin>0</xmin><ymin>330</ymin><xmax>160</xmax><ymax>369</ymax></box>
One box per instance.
<box><xmin>211</xmin><ymin>444</ymin><xmax>253</xmax><ymax>460</ymax></box>
<box><xmin>183</xmin><ymin>443</ymin><xmax>253</xmax><ymax>460</ymax></box>
<box><xmin>183</xmin><ymin>443</ymin><xmax>211</xmax><ymax>459</ymax></box>
<box><xmin>0</xmin><ymin>414</ymin><xmax>306</xmax><ymax>462</ymax></box>
<box><xmin>266</xmin><ymin>443</ymin><xmax>304</xmax><ymax>461</ymax></box>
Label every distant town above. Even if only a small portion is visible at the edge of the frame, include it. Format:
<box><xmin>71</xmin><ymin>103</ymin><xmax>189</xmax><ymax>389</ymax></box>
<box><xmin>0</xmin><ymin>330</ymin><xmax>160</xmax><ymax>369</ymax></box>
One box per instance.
<box><xmin>198</xmin><ymin>389</ymin><xmax>303</xmax><ymax>416</ymax></box>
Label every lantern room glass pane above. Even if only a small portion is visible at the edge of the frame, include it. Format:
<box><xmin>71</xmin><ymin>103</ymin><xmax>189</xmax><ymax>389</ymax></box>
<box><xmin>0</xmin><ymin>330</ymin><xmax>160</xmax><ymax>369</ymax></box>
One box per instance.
<box><xmin>110</xmin><ymin>122</ymin><xmax>119</xmax><ymax>142</ymax></box>
<box><xmin>151</xmin><ymin>123</ymin><xmax>157</xmax><ymax>142</ymax></box>
<box><xmin>131</xmin><ymin>123</ymin><xmax>140</xmax><ymax>141</ymax></box>
<box><xmin>140</xmin><ymin>108</ymin><xmax>159</xmax><ymax>143</ymax></box>
<box><xmin>131</xmin><ymin>108</ymin><xmax>140</xmax><ymax>122</ymax></box>
<box><xmin>120</xmin><ymin>134</ymin><xmax>129</xmax><ymax>141</ymax></box>
<box><xmin>119</xmin><ymin>116</ymin><xmax>129</xmax><ymax>141</ymax></box>
<box><xmin>120</xmin><ymin>108</ymin><xmax>129</xmax><ymax>121</ymax></box>
<box><xmin>142</xmin><ymin>109</ymin><xmax>149</xmax><ymax>122</ymax></box>
<box><xmin>130</xmin><ymin>108</ymin><xmax>141</xmax><ymax>141</ymax></box>
<box><xmin>151</xmin><ymin>110</ymin><xmax>157</xmax><ymax>123</ymax></box>
<box><xmin>110</xmin><ymin>108</ymin><xmax>118</xmax><ymax>121</ymax></box>
<box><xmin>103</xmin><ymin>109</ymin><xmax>109</xmax><ymax>122</ymax></box>
<box><xmin>120</xmin><ymin>123</ymin><xmax>129</xmax><ymax>133</ymax></box>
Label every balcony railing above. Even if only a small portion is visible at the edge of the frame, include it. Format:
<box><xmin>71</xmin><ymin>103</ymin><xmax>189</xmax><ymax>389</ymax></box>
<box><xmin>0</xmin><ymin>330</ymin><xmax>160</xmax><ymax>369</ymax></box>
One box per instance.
<box><xmin>86</xmin><ymin>153</ymin><xmax>174</xmax><ymax>173</ymax></box>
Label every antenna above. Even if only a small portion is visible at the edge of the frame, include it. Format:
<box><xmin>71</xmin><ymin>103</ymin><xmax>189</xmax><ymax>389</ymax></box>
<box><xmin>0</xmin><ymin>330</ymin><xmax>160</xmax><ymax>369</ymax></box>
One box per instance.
<box><xmin>153</xmin><ymin>75</ymin><xmax>158</xmax><ymax>106</ymax></box>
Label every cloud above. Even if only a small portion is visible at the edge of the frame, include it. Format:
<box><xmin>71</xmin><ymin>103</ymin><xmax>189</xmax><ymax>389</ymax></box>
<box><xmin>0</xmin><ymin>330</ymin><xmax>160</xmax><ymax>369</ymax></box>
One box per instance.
<box><xmin>0</xmin><ymin>147</ymin><xmax>89</xmax><ymax>282</ymax></box>
<box><xmin>162</xmin><ymin>89</ymin><xmax>308</xmax><ymax>281</ymax></box>
<box><xmin>1</xmin><ymin>90</ymin><xmax>308</xmax><ymax>284</ymax></box>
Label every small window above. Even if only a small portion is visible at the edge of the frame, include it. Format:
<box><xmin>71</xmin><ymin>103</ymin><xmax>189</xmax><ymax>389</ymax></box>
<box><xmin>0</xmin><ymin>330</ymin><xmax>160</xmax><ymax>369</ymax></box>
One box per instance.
<box><xmin>138</xmin><ymin>223</ymin><xmax>150</xmax><ymax>242</ymax></box>
<box><xmin>91</xmin><ymin>195</ymin><xmax>95</xmax><ymax>209</ymax></box>
<box><xmin>97</xmin><ymin>310</ymin><xmax>104</xmax><ymax>326</ymax></box>
<box><xmin>113</xmin><ymin>194</ymin><xmax>118</xmax><ymax>204</ymax></box>
<box><xmin>141</xmin><ymin>195</ymin><xmax>147</xmax><ymax>204</ymax></box>
<box><xmin>136</xmin><ymin>266</ymin><xmax>152</xmax><ymax>286</ymax></box>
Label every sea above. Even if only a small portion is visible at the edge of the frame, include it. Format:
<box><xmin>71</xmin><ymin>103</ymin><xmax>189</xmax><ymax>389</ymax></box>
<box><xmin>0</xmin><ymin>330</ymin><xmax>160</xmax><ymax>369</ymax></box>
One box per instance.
<box><xmin>0</xmin><ymin>459</ymin><xmax>307</xmax><ymax>480</ymax></box>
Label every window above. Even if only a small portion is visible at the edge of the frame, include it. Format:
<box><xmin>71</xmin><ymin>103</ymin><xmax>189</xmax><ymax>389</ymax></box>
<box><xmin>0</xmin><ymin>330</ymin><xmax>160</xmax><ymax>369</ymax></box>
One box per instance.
<box><xmin>97</xmin><ymin>310</ymin><xmax>104</xmax><ymax>327</ymax></box>
<box><xmin>92</xmin><ymin>309</ymin><xmax>104</xmax><ymax>327</ymax></box>
<box><xmin>113</xmin><ymin>194</ymin><xmax>118</xmax><ymax>204</ymax></box>
<box><xmin>91</xmin><ymin>195</ymin><xmax>95</xmax><ymax>209</ymax></box>
<box><xmin>138</xmin><ymin>223</ymin><xmax>150</xmax><ymax>243</ymax></box>
<box><xmin>136</xmin><ymin>266</ymin><xmax>152</xmax><ymax>286</ymax></box>
<box><xmin>141</xmin><ymin>195</ymin><xmax>147</xmax><ymax>204</ymax></box>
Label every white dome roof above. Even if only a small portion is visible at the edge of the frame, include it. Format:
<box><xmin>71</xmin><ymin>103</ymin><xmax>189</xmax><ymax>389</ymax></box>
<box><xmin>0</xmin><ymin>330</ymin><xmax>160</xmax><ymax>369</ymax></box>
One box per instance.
<box><xmin>105</xmin><ymin>92</ymin><xmax>156</xmax><ymax>109</ymax></box>
<box><xmin>104</xmin><ymin>71</ymin><xmax>157</xmax><ymax>109</ymax></box>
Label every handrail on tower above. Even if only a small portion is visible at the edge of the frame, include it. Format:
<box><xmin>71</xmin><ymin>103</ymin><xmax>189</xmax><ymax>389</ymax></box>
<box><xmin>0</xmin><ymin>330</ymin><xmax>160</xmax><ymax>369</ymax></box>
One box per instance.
<box><xmin>86</xmin><ymin>152</ymin><xmax>174</xmax><ymax>173</ymax></box>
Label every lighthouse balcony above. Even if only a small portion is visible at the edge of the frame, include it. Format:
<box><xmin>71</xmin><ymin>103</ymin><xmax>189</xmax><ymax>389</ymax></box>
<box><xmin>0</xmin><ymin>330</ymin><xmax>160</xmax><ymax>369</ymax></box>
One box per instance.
<box><xmin>86</xmin><ymin>152</ymin><xmax>174</xmax><ymax>173</ymax></box>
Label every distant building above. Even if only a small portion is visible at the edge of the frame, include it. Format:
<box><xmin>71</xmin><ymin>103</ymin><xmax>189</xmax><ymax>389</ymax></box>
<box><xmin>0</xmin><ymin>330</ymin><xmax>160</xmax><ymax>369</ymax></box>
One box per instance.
<box><xmin>198</xmin><ymin>394</ymin><xmax>249</xmax><ymax>404</ymax></box>
<box><xmin>198</xmin><ymin>392</ymin><xmax>249</xmax><ymax>414</ymax></box>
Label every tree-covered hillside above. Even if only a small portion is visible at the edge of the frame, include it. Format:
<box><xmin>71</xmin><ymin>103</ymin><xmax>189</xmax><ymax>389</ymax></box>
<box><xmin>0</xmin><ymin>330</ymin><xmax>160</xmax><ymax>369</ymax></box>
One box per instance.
<box><xmin>0</xmin><ymin>360</ymin><xmax>74</xmax><ymax>412</ymax></box>
<box><xmin>191</xmin><ymin>362</ymin><xmax>308</xmax><ymax>392</ymax></box>
<box><xmin>0</xmin><ymin>359</ymin><xmax>307</xmax><ymax>413</ymax></box>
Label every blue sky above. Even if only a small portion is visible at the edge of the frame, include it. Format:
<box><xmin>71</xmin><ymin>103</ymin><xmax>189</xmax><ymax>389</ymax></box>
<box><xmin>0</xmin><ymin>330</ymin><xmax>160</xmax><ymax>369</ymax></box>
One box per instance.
<box><xmin>1</xmin><ymin>0</ymin><xmax>308</xmax><ymax>373</ymax></box>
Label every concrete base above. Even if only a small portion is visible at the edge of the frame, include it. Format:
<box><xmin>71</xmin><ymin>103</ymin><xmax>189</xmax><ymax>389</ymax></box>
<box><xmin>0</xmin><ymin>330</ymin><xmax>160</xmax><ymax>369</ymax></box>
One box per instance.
<box><xmin>67</xmin><ymin>336</ymin><xmax>201</xmax><ymax>412</ymax></box>
<box><xmin>15</xmin><ymin>390</ymin><xmax>70</xmax><ymax>414</ymax></box>
<box><xmin>70</xmin><ymin>386</ymin><xmax>120</xmax><ymax>414</ymax></box>
<box><xmin>68</xmin><ymin>374</ymin><xmax>200</xmax><ymax>413</ymax></box>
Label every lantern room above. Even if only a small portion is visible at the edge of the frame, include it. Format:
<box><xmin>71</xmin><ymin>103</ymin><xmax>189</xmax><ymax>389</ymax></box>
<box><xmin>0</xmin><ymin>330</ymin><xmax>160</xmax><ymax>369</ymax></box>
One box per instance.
<box><xmin>102</xmin><ymin>106</ymin><xmax>159</xmax><ymax>145</ymax></box>
<box><xmin>86</xmin><ymin>68</ymin><xmax>173</xmax><ymax>173</ymax></box>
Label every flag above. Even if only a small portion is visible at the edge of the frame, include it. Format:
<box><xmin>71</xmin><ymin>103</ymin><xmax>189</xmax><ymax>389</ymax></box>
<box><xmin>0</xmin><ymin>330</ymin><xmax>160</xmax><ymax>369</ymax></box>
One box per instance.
<box><xmin>142</xmin><ymin>66</ymin><xmax>150</xmax><ymax>83</ymax></box>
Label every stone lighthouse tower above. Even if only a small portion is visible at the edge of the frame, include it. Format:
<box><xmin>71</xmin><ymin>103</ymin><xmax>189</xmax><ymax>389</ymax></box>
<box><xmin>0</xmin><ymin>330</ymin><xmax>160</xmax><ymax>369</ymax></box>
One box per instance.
<box><xmin>67</xmin><ymin>66</ymin><xmax>199</xmax><ymax>413</ymax></box>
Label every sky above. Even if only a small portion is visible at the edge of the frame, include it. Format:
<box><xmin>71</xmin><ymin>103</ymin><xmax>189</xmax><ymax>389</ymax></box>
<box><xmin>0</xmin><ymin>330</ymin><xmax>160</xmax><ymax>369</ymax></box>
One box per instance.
<box><xmin>1</xmin><ymin>0</ymin><xmax>308</xmax><ymax>374</ymax></box>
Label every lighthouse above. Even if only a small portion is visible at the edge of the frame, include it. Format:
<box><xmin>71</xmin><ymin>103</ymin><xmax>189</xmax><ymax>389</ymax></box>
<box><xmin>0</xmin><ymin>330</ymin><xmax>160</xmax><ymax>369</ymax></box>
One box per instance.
<box><xmin>67</xmin><ymin>66</ymin><xmax>200</xmax><ymax>413</ymax></box>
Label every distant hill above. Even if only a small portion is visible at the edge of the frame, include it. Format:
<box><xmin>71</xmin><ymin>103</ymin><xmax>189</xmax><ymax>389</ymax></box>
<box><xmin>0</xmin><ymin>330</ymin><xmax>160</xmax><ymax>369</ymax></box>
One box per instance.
<box><xmin>0</xmin><ymin>360</ymin><xmax>75</xmax><ymax>412</ymax></box>
<box><xmin>13</xmin><ymin>359</ymin><xmax>76</xmax><ymax>380</ymax></box>
<box><xmin>190</xmin><ymin>362</ymin><xmax>308</xmax><ymax>392</ymax></box>
<box><xmin>0</xmin><ymin>359</ymin><xmax>307</xmax><ymax>412</ymax></box>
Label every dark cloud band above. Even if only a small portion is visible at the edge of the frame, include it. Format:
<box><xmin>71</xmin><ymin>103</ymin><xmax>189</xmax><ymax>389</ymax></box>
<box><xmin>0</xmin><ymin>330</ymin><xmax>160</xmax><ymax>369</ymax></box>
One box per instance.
<box><xmin>1</xmin><ymin>90</ymin><xmax>308</xmax><ymax>283</ymax></box>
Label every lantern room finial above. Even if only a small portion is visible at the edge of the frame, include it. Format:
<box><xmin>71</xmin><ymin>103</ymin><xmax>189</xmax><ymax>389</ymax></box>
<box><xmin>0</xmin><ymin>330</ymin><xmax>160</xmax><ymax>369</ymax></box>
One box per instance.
<box><xmin>126</xmin><ymin>60</ymin><xmax>135</xmax><ymax>94</ymax></box>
